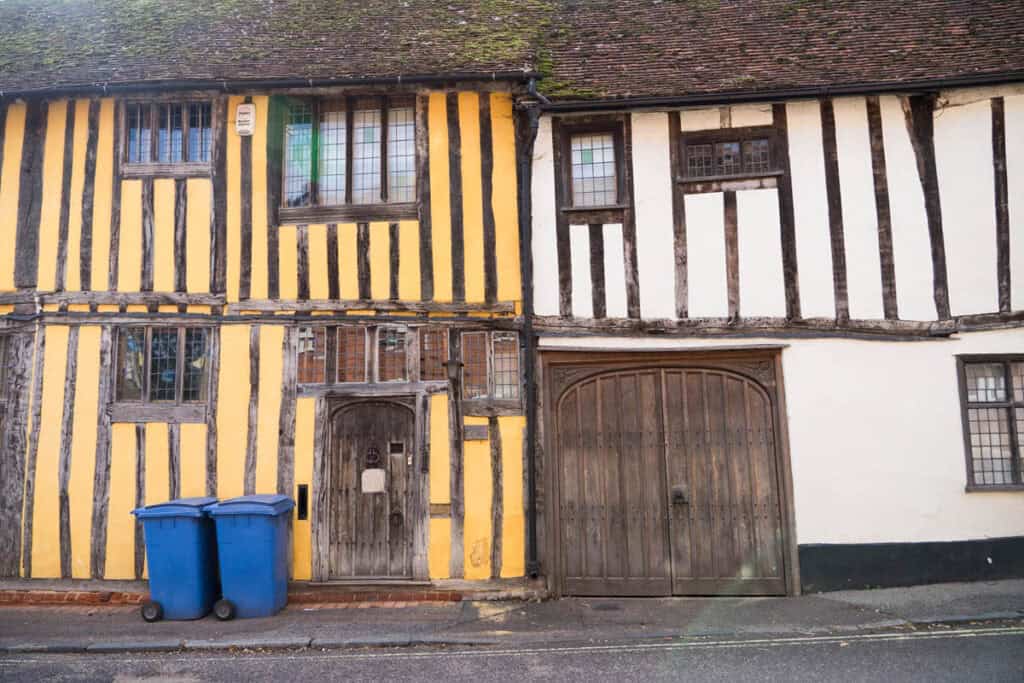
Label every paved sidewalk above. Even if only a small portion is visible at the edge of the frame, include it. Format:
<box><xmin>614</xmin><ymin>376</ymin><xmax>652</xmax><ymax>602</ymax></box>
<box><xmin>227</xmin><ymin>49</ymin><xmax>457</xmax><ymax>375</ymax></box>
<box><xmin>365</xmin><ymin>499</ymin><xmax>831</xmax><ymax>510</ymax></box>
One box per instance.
<box><xmin>0</xmin><ymin>579</ymin><xmax>1021</xmax><ymax>654</ymax></box>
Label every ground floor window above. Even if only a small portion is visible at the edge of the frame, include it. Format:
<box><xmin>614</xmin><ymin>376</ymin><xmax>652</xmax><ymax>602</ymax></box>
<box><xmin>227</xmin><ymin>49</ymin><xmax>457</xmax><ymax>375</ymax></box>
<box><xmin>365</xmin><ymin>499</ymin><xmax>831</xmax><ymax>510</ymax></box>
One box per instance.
<box><xmin>461</xmin><ymin>331</ymin><xmax>520</xmax><ymax>401</ymax></box>
<box><xmin>115</xmin><ymin>327</ymin><xmax>211</xmax><ymax>405</ymax></box>
<box><xmin>959</xmin><ymin>356</ymin><xmax>1024</xmax><ymax>489</ymax></box>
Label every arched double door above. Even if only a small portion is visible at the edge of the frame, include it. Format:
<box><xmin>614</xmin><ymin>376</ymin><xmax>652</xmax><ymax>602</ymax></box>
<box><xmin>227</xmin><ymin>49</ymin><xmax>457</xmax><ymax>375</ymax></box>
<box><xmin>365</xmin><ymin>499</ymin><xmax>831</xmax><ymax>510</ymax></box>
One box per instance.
<box><xmin>550</xmin><ymin>359</ymin><xmax>789</xmax><ymax>596</ymax></box>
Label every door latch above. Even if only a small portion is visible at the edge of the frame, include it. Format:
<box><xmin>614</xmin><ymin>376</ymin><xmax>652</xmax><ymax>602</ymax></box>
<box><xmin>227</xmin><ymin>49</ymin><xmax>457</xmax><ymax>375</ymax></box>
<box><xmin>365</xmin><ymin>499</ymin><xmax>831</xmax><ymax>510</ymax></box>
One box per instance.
<box><xmin>671</xmin><ymin>487</ymin><xmax>690</xmax><ymax>505</ymax></box>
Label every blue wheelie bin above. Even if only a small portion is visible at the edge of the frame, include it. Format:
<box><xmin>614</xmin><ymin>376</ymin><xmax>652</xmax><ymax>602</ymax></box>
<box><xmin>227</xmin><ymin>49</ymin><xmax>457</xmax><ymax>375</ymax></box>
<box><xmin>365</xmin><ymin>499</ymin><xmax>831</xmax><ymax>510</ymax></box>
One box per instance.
<box><xmin>131</xmin><ymin>497</ymin><xmax>219</xmax><ymax>622</ymax></box>
<box><xmin>205</xmin><ymin>494</ymin><xmax>294</xmax><ymax>620</ymax></box>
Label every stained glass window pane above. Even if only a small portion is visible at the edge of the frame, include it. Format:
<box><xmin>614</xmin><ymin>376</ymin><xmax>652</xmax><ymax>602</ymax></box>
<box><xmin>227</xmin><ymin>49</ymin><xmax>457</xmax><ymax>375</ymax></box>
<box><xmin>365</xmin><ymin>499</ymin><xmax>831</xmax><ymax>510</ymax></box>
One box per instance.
<box><xmin>117</xmin><ymin>328</ymin><xmax>146</xmax><ymax>401</ymax></box>
<box><xmin>492</xmin><ymin>333</ymin><xmax>520</xmax><ymax>400</ymax></box>
<box><xmin>284</xmin><ymin>103</ymin><xmax>313</xmax><ymax>207</ymax></box>
<box><xmin>571</xmin><ymin>133</ymin><xmax>617</xmax><ymax>207</ymax></box>
<box><xmin>148</xmin><ymin>329</ymin><xmax>179</xmax><ymax>402</ymax></box>
<box><xmin>352</xmin><ymin>109</ymin><xmax>382</xmax><ymax>204</ymax></box>
<box><xmin>388</xmin><ymin>107</ymin><xmax>416</xmax><ymax>202</ymax></box>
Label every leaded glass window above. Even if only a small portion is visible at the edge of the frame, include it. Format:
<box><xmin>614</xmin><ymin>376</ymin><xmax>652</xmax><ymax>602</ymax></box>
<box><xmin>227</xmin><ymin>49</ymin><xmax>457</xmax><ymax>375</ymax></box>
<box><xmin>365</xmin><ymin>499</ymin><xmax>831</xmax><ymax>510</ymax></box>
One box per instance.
<box><xmin>960</xmin><ymin>358</ymin><xmax>1024</xmax><ymax>488</ymax></box>
<box><xmin>115</xmin><ymin>327</ymin><xmax>211</xmax><ymax>405</ymax></box>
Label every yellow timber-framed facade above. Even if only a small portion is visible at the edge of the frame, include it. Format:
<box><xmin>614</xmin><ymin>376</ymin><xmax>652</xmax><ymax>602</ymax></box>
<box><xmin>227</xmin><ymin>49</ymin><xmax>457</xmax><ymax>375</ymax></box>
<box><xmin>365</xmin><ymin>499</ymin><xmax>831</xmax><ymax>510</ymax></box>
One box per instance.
<box><xmin>0</xmin><ymin>80</ymin><xmax>531</xmax><ymax>585</ymax></box>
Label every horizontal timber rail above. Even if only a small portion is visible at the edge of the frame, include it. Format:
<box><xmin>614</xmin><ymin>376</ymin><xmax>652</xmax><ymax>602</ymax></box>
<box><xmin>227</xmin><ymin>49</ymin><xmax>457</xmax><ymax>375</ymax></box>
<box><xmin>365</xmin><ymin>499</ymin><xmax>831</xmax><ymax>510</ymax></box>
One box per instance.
<box><xmin>225</xmin><ymin>299</ymin><xmax>516</xmax><ymax>315</ymax></box>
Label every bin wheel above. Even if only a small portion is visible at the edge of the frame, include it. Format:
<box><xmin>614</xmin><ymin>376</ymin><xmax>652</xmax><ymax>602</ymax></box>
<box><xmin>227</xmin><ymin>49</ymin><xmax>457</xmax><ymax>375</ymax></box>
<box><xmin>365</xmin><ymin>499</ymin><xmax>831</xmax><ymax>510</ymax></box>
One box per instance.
<box><xmin>141</xmin><ymin>601</ymin><xmax>164</xmax><ymax>623</ymax></box>
<box><xmin>213</xmin><ymin>599</ymin><xmax>236</xmax><ymax>621</ymax></box>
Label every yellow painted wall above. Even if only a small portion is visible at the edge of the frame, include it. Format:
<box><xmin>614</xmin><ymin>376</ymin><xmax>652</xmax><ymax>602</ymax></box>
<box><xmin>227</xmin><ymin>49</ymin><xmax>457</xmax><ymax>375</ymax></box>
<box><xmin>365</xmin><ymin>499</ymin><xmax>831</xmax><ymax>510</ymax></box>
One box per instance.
<box><xmin>105</xmin><ymin>423</ymin><xmax>137</xmax><ymax>579</ymax></box>
<box><xmin>459</xmin><ymin>92</ymin><xmax>485</xmax><ymax>303</ymax></box>
<box><xmin>90</xmin><ymin>99</ymin><xmax>115</xmax><ymax>291</ymax></box>
<box><xmin>117</xmin><ymin>180</ymin><xmax>143</xmax><ymax>292</ymax></box>
<box><xmin>152</xmin><ymin>178</ymin><xmax>176</xmax><ymax>292</ymax></box>
<box><xmin>429</xmin><ymin>394</ymin><xmax>450</xmax><ymax>505</ymax></box>
<box><xmin>0</xmin><ymin>102</ymin><xmax>26</xmax><ymax>291</ymax></box>
<box><xmin>462</xmin><ymin>415</ymin><xmax>492</xmax><ymax>580</ymax></box>
<box><xmin>293</xmin><ymin>397</ymin><xmax>316</xmax><ymax>580</ymax></box>
<box><xmin>36</xmin><ymin>100</ymin><xmax>69</xmax><ymax>292</ymax></box>
<box><xmin>490</xmin><ymin>93</ymin><xmax>522</xmax><ymax>302</ymax></box>
<box><xmin>397</xmin><ymin>220</ymin><xmax>421</xmax><ymax>301</ymax></box>
<box><xmin>216</xmin><ymin>325</ymin><xmax>250</xmax><ymax>500</ymax></box>
<box><xmin>369</xmin><ymin>222</ymin><xmax>390</xmax><ymax>300</ymax></box>
<box><xmin>251</xmin><ymin>95</ymin><xmax>270</xmax><ymax>300</ymax></box>
<box><xmin>429</xmin><ymin>518</ymin><xmax>452</xmax><ymax>580</ymax></box>
<box><xmin>307</xmin><ymin>224</ymin><xmax>329</xmax><ymax>300</ymax></box>
<box><xmin>429</xmin><ymin>92</ymin><xmax>453</xmax><ymax>302</ymax></box>
<box><xmin>498</xmin><ymin>416</ymin><xmax>526</xmax><ymax>578</ymax></box>
<box><xmin>255</xmin><ymin>325</ymin><xmax>284</xmax><ymax>493</ymax></box>
<box><xmin>186</xmin><ymin>179</ymin><xmax>212</xmax><ymax>293</ymax></box>
<box><xmin>179</xmin><ymin>423</ymin><xmax>208</xmax><ymax>498</ymax></box>
<box><xmin>338</xmin><ymin>223</ymin><xmax>359</xmax><ymax>299</ymax></box>
<box><xmin>226</xmin><ymin>95</ymin><xmax>244</xmax><ymax>303</ymax></box>
<box><xmin>65</xmin><ymin>99</ymin><xmax>91</xmax><ymax>293</ymax></box>
<box><xmin>278</xmin><ymin>224</ymin><xmax>298</xmax><ymax>300</ymax></box>
<box><xmin>68</xmin><ymin>326</ymin><xmax>100</xmax><ymax>578</ymax></box>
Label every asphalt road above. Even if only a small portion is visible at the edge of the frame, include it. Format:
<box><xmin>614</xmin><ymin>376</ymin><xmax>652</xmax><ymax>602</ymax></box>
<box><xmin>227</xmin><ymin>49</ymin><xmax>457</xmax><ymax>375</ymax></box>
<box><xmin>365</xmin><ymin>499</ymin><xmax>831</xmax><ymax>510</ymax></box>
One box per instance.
<box><xmin>1</xmin><ymin>625</ymin><xmax>1022</xmax><ymax>682</ymax></box>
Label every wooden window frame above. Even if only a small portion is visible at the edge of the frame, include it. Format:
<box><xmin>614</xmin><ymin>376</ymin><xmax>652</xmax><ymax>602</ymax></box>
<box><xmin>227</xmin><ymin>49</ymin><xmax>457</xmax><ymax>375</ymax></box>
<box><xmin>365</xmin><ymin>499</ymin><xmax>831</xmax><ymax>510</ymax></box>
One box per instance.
<box><xmin>119</xmin><ymin>98</ymin><xmax>215</xmax><ymax>178</ymax></box>
<box><xmin>459</xmin><ymin>330</ymin><xmax>522</xmax><ymax>408</ymax></box>
<box><xmin>556</xmin><ymin>117</ymin><xmax>628</xmax><ymax>222</ymax></box>
<box><xmin>677</xmin><ymin>124</ymin><xmax>784</xmax><ymax>194</ymax></box>
<box><xmin>297</xmin><ymin>323</ymin><xmax>429</xmax><ymax>388</ymax></box>
<box><xmin>110</xmin><ymin>325</ymin><xmax>212</xmax><ymax>423</ymax></box>
<box><xmin>278</xmin><ymin>95</ymin><xmax>418</xmax><ymax>225</ymax></box>
<box><xmin>957</xmin><ymin>354</ymin><xmax>1024</xmax><ymax>491</ymax></box>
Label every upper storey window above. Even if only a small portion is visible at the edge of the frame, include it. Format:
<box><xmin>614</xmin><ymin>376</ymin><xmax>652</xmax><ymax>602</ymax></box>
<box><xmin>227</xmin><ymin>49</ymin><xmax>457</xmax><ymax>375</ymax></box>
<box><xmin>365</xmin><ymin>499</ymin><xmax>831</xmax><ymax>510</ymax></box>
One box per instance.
<box><xmin>123</xmin><ymin>101</ymin><xmax>213</xmax><ymax>174</ymax></box>
<box><xmin>570</xmin><ymin>133</ymin><xmax>618</xmax><ymax>207</ymax></box>
<box><xmin>283</xmin><ymin>97</ymin><xmax>416</xmax><ymax>209</ymax></box>
<box><xmin>680</xmin><ymin>127</ymin><xmax>780</xmax><ymax>181</ymax></box>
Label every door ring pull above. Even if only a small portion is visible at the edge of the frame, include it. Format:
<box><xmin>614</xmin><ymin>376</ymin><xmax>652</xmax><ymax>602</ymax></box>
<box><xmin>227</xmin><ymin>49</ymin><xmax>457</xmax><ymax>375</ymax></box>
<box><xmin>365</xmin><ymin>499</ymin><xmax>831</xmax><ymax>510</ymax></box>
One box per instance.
<box><xmin>671</xmin><ymin>487</ymin><xmax>690</xmax><ymax>505</ymax></box>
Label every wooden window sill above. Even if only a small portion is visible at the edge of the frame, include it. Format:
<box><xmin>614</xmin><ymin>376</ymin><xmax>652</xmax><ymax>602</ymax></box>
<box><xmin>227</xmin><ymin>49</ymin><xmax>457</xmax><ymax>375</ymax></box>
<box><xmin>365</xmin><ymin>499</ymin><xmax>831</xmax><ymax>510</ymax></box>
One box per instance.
<box><xmin>559</xmin><ymin>205</ymin><xmax>628</xmax><ymax>226</ymax></box>
<box><xmin>279</xmin><ymin>202</ymin><xmax>418</xmax><ymax>225</ymax></box>
<box><xmin>677</xmin><ymin>170</ymin><xmax>784</xmax><ymax>184</ymax></box>
<box><xmin>965</xmin><ymin>484</ymin><xmax>1024</xmax><ymax>493</ymax></box>
<box><xmin>121</xmin><ymin>162</ymin><xmax>211</xmax><ymax>179</ymax></box>
<box><xmin>109</xmin><ymin>402</ymin><xmax>207</xmax><ymax>423</ymax></box>
<box><xmin>461</xmin><ymin>398</ymin><xmax>523</xmax><ymax>417</ymax></box>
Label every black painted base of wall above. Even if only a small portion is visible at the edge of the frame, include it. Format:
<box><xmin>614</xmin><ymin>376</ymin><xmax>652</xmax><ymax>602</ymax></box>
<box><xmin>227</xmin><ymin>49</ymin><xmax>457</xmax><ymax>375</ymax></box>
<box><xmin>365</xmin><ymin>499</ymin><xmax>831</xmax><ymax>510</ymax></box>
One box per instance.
<box><xmin>799</xmin><ymin>536</ymin><xmax>1024</xmax><ymax>593</ymax></box>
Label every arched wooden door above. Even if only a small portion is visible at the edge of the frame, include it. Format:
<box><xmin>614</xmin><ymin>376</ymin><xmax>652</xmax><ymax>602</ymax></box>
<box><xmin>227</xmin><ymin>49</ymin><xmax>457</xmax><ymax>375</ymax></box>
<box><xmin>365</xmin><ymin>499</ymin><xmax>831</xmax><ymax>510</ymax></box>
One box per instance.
<box><xmin>328</xmin><ymin>400</ymin><xmax>415</xmax><ymax>580</ymax></box>
<box><xmin>553</xmin><ymin>365</ymin><xmax>786</xmax><ymax>596</ymax></box>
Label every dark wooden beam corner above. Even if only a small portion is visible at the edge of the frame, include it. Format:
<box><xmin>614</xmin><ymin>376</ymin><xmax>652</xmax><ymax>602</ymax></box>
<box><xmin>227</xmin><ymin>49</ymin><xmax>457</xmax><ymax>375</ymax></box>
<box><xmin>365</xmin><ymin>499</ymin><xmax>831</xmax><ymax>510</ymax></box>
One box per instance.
<box><xmin>819</xmin><ymin>99</ymin><xmax>850</xmax><ymax>322</ymax></box>
<box><xmin>772</xmin><ymin>103</ymin><xmax>801</xmax><ymax>320</ymax></box>
<box><xmin>447</xmin><ymin>92</ymin><xmax>466</xmax><ymax>304</ymax></box>
<box><xmin>992</xmin><ymin>97</ymin><xmax>1011</xmax><ymax>313</ymax></box>
<box><xmin>55</xmin><ymin>102</ymin><xmax>76</xmax><ymax>292</ymax></box>
<box><xmin>15</xmin><ymin>99</ymin><xmax>47</xmax><ymax>289</ymax></box>
<box><xmin>865</xmin><ymin>96</ymin><xmax>899</xmax><ymax>320</ymax></box>
<box><xmin>667</xmin><ymin>111</ymin><xmax>688</xmax><ymax>319</ymax></box>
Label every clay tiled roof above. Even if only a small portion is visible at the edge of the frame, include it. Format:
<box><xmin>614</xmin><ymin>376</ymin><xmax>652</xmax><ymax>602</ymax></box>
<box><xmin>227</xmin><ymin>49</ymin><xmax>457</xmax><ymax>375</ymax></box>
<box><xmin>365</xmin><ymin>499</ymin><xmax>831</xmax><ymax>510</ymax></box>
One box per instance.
<box><xmin>0</xmin><ymin>1</ymin><xmax>1021</xmax><ymax>102</ymax></box>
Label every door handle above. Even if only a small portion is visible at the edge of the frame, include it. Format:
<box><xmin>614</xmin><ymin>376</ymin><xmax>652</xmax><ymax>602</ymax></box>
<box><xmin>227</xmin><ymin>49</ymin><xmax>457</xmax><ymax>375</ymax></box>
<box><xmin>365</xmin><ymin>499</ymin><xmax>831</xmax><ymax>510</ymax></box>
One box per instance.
<box><xmin>671</xmin><ymin>487</ymin><xmax>690</xmax><ymax>505</ymax></box>
<box><xmin>390</xmin><ymin>510</ymin><xmax>403</xmax><ymax>528</ymax></box>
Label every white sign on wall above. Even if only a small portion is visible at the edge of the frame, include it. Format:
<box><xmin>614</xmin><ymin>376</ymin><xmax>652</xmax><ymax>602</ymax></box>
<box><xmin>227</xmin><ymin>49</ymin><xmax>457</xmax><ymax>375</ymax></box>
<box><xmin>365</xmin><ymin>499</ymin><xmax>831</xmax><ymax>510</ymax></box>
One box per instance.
<box><xmin>235</xmin><ymin>103</ymin><xmax>256</xmax><ymax>136</ymax></box>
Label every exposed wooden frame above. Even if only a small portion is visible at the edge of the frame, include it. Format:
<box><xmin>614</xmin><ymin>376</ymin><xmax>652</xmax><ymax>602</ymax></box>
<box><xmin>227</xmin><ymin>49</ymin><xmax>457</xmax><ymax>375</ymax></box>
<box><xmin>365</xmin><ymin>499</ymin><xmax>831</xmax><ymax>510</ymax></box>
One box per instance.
<box><xmin>865</xmin><ymin>96</ymin><xmax>899</xmax><ymax>320</ymax></box>
<box><xmin>676</xmin><ymin>123</ymin><xmax>783</xmax><ymax>191</ymax></box>
<box><xmin>992</xmin><ymin>97</ymin><xmax>1011</xmax><ymax>313</ymax></box>
<box><xmin>956</xmin><ymin>354</ymin><xmax>1024</xmax><ymax>491</ymax></box>
<box><xmin>539</xmin><ymin>348</ymin><xmax>800</xmax><ymax>597</ymax></box>
<box><xmin>819</xmin><ymin>99</ymin><xmax>850</xmax><ymax>322</ymax></box>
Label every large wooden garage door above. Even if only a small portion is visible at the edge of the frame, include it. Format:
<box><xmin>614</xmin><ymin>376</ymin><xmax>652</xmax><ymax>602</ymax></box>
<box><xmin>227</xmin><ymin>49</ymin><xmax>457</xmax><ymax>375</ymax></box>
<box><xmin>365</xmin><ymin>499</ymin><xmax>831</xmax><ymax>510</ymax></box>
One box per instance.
<box><xmin>554</xmin><ymin>365</ymin><xmax>786</xmax><ymax>596</ymax></box>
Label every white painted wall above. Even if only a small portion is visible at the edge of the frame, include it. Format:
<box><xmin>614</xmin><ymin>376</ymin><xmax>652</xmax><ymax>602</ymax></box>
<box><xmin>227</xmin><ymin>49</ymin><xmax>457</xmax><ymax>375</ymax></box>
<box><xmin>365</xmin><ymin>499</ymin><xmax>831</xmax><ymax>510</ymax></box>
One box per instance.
<box><xmin>786</xmin><ymin>100</ymin><xmax>836</xmax><ymax>319</ymax></box>
<box><xmin>603</xmin><ymin>224</ymin><xmax>628</xmax><ymax>318</ymax></box>
<box><xmin>879</xmin><ymin>95</ymin><xmax>937</xmax><ymax>321</ymax></box>
<box><xmin>1005</xmin><ymin>94</ymin><xmax>1024</xmax><ymax>310</ymax></box>
<box><xmin>834</xmin><ymin>96</ymin><xmax>885</xmax><ymax>320</ymax></box>
<box><xmin>935</xmin><ymin>98</ymin><xmax>999</xmax><ymax>315</ymax></box>
<box><xmin>569</xmin><ymin>225</ymin><xmax>593</xmax><ymax>318</ymax></box>
<box><xmin>631</xmin><ymin>112</ymin><xmax>677</xmax><ymax>319</ymax></box>
<box><xmin>532</xmin><ymin>116</ymin><xmax>560</xmax><ymax>316</ymax></box>
<box><xmin>736</xmin><ymin>188</ymin><xmax>786</xmax><ymax>317</ymax></box>
<box><xmin>685</xmin><ymin>192</ymin><xmax>728</xmax><ymax>317</ymax></box>
<box><xmin>539</xmin><ymin>328</ymin><xmax>1024</xmax><ymax>545</ymax></box>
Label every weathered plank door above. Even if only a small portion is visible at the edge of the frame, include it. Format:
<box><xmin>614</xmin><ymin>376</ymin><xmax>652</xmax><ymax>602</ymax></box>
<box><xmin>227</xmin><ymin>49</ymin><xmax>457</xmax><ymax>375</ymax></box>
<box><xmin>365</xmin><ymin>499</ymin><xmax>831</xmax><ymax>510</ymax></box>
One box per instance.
<box><xmin>554</xmin><ymin>365</ymin><xmax>786</xmax><ymax>596</ymax></box>
<box><xmin>329</xmin><ymin>401</ymin><xmax>414</xmax><ymax>579</ymax></box>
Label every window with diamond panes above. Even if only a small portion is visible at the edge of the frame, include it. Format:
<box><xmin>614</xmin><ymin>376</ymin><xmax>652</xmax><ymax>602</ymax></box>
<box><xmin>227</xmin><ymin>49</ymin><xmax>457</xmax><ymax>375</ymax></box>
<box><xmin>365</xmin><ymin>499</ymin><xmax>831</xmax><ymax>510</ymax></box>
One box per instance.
<box><xmin>115</xmin><ymin>327</ymin><xmax>210</xmax><ymax>404</ymax></box>
<box><xmin>125</xmin><ymin>102</ymin><xmax>213</xmax><ymax>168</ymax></box>
<box><xmin>377</xmin><ymin>328</ymin><xmax>407</xmax><ymax>382</ymax></box>
<box><xmin>336</xmin><ymin>326</ymin><xmax>367</xmax><ymax>383</ymax></box>
<box><xmin>570</xmin><ymin>133</ymin><xmax>618</xmax><ymax>207</ymax></box>
<box><xmin>419</xmin><ymin>329</ymin><xmax>448</xmax><ymax>381</ymax></box>
<box><xmin>960</xmin><ymin>359</ymin><xmax>1024</xmax><ymax>488</ymax></box>
<box><xmin>297</xmin><ymin>327</ymin><xmax>327</xmax><ymax>384</ymax></box>
<box><xmin>282</xmin><ymin>99</ymin><xmax>415</xmax><ymax>208</ymax></box>
<box><xmin>682</xmin><ymin>134</ymin><xmax>775</xmax><ymax>179</ymax></box>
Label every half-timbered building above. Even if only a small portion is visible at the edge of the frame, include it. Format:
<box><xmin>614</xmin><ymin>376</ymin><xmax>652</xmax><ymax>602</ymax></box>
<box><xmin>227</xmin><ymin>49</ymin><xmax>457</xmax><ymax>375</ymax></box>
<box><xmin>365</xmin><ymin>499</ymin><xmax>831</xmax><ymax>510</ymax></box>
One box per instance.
<box><xmin>0</xmin><ymin>0</ymin><xmax>1022</xmax><ymax>597</ymax></box>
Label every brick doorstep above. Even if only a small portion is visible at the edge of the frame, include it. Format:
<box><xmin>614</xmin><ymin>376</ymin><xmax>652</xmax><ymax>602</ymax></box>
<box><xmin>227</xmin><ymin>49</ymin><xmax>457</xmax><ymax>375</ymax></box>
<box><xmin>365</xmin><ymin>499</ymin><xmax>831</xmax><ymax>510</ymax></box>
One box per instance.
<box><xmin>0</xmin><ymin>589</ymin><xmax>146</xmax><ymax>605</ymax></box>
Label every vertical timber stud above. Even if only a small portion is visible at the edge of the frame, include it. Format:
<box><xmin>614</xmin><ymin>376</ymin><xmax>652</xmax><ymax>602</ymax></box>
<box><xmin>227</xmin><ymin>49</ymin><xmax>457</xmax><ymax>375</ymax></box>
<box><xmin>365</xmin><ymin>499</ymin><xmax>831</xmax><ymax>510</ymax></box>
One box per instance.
<box><xmin>107</xmin><ymin>101</ymin><xmax>123</xmax><ymax>292</ymax></box>
<box><xmin>80</xmin><ymin>99</ymin><xmax>100</xmax><ymax>291</ymax></box>
<box><xmin>134</xmin><ymin>424</ymin><xmax>145</xmax><ymax>580</ymax></box>
<box><xmin>140</xmin><ymin>178</ymin><xmax>154</xmax><ymax>292</ymax></box>
<box><xmin>15</xmin><ymin>99</ymin><xmax>46</xmax><ymax>288</ymax></box>
<box><xmin>992</xmin><ymin>97</ymin><xmax>1011</xmax><ymax>313</ymax></box>
<box><xmin>447</xmin><ymin>93</ymin><xmax>466</xmax><ymax>303</ymax></box>
<box><xmin>266</xmin><ymin>97</ymin><xmax>285</xmax><ymax>300</ymax></box>
<box><xmin>479</xmin><ymin>94</ymin><xmax>498</xmax><ymax>305</ymax></box>
<box><xmin>588</xmin><ymin>223</ymin><xmax>607</xmax><ymax>318</ymax></box>
<box><xmin>772</xmin><ymin>104</ymin><xmax>801</xmax><ymax>320</ymax></box>
<box><xmin>277</xmin><ymin>327</ymin><xmax>298</xmax><ymax>498</ymax></box>
<box><xmin>723</xmin><ymin>191</ymin><xmax>740</xmax><ymax>319</ymax></box>
<box><xmin>415</xmin><ymin>94</ymin><xmax>434</xmax><ymax>301</ymax></box>
<box><xmin>667</xmin><ymin>111</ymin><xmax>688</xmax><ymax>319</ymax></box>
<box><xmin>90</xmin><ymin>326</ymin><xmax>114</xmax><ymax>578</ymax></box>
<box><xmin>356</xmin><ymin>223</ymin><xmax>371</xmax><ymax>300</ymax></box>
<box><xmin>621</xmin><ymin>115</ymin><xmax>641</xmax><ymax>319</ymax></box>
<box><xmin>550</xmin><ymin>119</ymin><xmax>572</xmax><ymax>317</ymax></box>
<box><xmin>204</xmin><ymin>328</ymin><xmax>221</xmax><ymax>496</ymax></box>
<box><xmin>0</xmin><ymin>333</ymin><xmax>35</xmax><ymax>577</ymax></box>
<box><xmin>57</xmin><ymin>327</ymin><xmax>80</xmax><ymax>578</ymax></box>
<box><xmin>239</xmin><ymin>96</ymin><xmax>254</xmax><ymax>301</ymax></box>
<box><xmin>297</xmin><ymin>224</ymin><xmax>310</xmax><ymax>301</ymax></box>
<box><xmin>447</xmin><ymin>328</ymin><xmax>465</xmax><ymax>578</ymax></box>
<box><xmin>865</xmin><ymin>96</ymin><xmax>899</xmax><ymax>320</ymax></box>
<box><xmin>244</xmin><ymin>325</ymin><xmax>261</xmax><ymax>495</ymax></box>
<box><xmin>515</xmin><ymin>98</ymin><xmax>541</xmax><ymax>578</ymax></box>
<box><xmin>388</xmin><ymin>222</ymin><xmax>400</xmax><ymax>301</ymax></box>
<box><xmin>55</xmin><ymin>102</ymin><xmax>76</xmax><ymax>292</ymax></box>
<box><xmin>173</xmin><ymin>178</ymin><xmax>188</xmax><ymax>294</ymax></box>
<box><xmin>819</xmin><ymin>99</ymin><xmax>850</xmax><ymax>322</ymax></box>
<box><xmin>211</xmin><ymin>97</ymin><xmax>229</xmax><ymax>295</ymax></box>
<box><xmin>901</xmin><ymin>94</ymin><xmax>950</xmax><ymax>320</ymax></box>
<box><xmin>168</xmin><ymin>423</ymin><xmax>181</xmax><ymax>500</ymax></box>
<box><xmin>489</xmin><ymin>415</ymin><xmax>503</xmax><ymax>579</ymax></box>
<box><xmin>326</xmin><ymin>223</ymin><xmax>340</xmax><ymax>300</ymax></box>
<box><xmin>21</xmin><ymin>328</ymin><xmax>47</xmax><ymax>577</ymax></box>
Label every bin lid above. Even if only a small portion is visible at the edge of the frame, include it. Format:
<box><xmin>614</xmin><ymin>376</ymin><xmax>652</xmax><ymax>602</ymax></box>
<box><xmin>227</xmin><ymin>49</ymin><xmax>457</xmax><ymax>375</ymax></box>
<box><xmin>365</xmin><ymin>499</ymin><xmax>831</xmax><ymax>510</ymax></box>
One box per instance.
<box><xmin>206</xmin><ymin>494</ymin><xmax>295</xmax><ymax>517</ymax></box>
<box><xmin>132</xmin><ymin>496</ymin><xmax>218</xmax><ymax>519</ymax></box>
